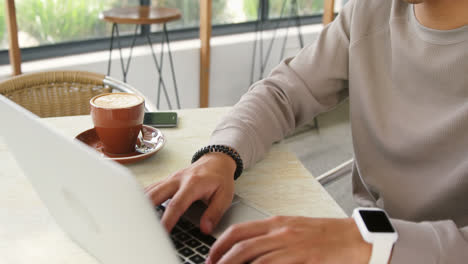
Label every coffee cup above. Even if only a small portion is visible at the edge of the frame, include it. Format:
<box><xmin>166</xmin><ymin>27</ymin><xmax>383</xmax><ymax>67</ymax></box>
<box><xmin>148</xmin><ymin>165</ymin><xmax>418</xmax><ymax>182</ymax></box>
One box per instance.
<box><xmin>90</xmin><ymin>93</ymin><xmax>145</xmax><ymax>154</ymax></box>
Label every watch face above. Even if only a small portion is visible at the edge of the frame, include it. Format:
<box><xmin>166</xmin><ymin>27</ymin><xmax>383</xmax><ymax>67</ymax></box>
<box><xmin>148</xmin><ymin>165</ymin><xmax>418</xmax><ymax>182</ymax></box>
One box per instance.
<box><xmin>359</xmin><ymin>210</ymin><xmax>395</xmax><ymax>233</ymax></box>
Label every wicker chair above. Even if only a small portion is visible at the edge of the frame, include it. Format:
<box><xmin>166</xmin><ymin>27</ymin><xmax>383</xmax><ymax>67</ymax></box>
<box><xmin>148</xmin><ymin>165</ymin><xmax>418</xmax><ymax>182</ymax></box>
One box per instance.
<box><xmin>0</xmin><ymin>71</ymin><xmax>156</xmax><ymax>118</ymax></box>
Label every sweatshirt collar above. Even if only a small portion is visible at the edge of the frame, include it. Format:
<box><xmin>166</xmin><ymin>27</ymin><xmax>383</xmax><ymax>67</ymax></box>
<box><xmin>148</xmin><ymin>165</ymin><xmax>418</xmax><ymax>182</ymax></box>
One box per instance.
<box><xmin>409</xmin><ymin>4</ymin><xmax>468</xmax><ymax>45</ymax></box>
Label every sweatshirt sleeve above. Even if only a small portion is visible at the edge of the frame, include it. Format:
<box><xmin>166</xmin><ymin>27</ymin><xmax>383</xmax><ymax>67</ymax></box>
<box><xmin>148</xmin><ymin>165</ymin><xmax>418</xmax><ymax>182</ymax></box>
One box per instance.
<box><xmin>390</xmin><ymin>219</ymin><xmax>468</xmax><ymax>264</ymax></box>
<box><xmin>209</xmin><ymin>1</ymin><xmax>355</xmax><ymax>169</ymax></box>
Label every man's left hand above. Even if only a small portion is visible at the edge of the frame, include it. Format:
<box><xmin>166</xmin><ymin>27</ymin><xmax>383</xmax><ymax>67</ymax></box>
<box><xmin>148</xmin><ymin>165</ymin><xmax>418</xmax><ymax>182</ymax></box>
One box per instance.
<box><xmin>206</xmin><ymin>216</ymin><xmax>372</xmax><ymax>264</ymax></box>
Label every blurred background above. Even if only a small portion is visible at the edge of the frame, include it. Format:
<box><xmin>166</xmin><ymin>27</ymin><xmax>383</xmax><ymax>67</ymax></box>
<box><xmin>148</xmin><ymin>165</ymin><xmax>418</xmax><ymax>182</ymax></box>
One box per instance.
<box><xmin>0</xmin><ymin>0</ymin><xmax>329</xmax><ymax>49</ymax></box>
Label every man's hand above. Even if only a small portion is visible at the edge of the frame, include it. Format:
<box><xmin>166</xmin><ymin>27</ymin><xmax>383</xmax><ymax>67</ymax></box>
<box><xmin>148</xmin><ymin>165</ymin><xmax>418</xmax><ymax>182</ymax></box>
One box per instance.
<box><xmin>207</xmin><ymin>216</ymin><xmax>372</xmax><ymax>264</ymax></box>
<box><xmin>144</xmin><ymin>152</ymin><xmax>236</xmax><ymax>234</ymax></box>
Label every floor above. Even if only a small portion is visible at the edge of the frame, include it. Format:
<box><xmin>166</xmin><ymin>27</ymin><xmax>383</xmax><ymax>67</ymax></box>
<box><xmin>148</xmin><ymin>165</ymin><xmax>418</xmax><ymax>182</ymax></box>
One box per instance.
<box><xmin>284</xmin><ymin>100</ymin><xmax>358</xmax><ymax>216</ymax></box>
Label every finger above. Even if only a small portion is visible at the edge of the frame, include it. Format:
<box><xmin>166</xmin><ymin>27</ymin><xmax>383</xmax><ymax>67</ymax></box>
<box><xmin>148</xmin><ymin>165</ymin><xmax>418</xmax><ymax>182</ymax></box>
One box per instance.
<box><xmin>251</xmin><ymin>249</ymin><xmax>297</xmax><ymax>264</ymax></box>
<box><xmin>200</xmin><ymin>189</ymin><xmax>233</xmax><ymax>234</ymax></box>
<box><xmin>144</xmin><ymin>181</ymin><xmax>162</xmax><ymax>193</ymax></box>
<box><xmin>208</xmin><ymin>219</ymin><xmax>272</xmax><ymax>264</ymax></box>
<box><xmin>145</xmin><ymin>169</ymin><xmax>183</xmax><ymax>193</ymax></box>
<box><xmin>161</xmin><ymin>185</ymin><xmax>205</xmax><ymax>232</ymax></box>
<box><xmin>145</xmin><ymin>181</ymin><xmax>178</xmax><ymax>206</ymax></box>
<box><xmin>216</xmin><ymin>231</ymin><xmax>284</xmax><ymax>264</ymax></box>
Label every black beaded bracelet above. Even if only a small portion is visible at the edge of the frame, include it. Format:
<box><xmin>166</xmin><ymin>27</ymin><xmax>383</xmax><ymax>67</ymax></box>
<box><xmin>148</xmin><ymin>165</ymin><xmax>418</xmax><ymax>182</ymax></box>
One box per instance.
<box><xmin>191</xmin><ymin>145</ymin><xmax>244</xmax><ymax>180</ymax></box>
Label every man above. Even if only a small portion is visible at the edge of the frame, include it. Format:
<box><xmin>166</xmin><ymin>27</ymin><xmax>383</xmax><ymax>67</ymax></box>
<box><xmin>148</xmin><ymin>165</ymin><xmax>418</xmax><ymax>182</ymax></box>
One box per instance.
<box><xmin>145</xmin><ymin>0</ymin><xmax>468</xmax><ymax>263</ymax></box>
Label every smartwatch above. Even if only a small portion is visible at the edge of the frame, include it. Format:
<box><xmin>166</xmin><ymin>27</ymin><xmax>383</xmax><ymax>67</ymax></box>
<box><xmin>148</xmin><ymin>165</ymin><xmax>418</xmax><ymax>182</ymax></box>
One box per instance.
<box><xmin>352</xmin><ymin>207</ymin><xmax>398</xmax><ymax>264</ymax></box>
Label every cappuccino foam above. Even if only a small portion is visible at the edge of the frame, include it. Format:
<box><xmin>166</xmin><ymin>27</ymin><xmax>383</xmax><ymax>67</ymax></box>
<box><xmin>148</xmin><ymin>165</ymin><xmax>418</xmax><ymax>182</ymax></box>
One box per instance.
<box><xmin>93</xmin><ymin>93</ymin><xmax>143</xmax><ymax>109</ymax></box>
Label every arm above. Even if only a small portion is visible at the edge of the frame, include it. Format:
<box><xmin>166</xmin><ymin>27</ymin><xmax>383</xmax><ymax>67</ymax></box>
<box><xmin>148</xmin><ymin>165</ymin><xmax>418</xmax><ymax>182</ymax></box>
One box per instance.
<box><xmin>391</xmin><ymin>219</ymin><xmax>468</xmax><ymax>263</ymax></box>
<box><xmin>209</xmin><ymin>0</ymin><xmax>354</xmax><ymax>169</ymax></box>
<box><xmin>206</xmin><ymin>215</ymin><xmax>468</xmax><ymax>264</ymax></box>
<box><xmin>145</xmin><ymin>0</ymin><xmax>356</xmax><ymax>236</ymax></box>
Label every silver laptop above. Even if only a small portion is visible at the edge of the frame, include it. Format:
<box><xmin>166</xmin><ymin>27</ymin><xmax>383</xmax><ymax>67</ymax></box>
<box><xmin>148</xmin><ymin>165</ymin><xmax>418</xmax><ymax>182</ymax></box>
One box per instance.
<box><xmin>0</xmin><ymin>95</ymin><xmax>268</xmax><ymax>264</ymax></box>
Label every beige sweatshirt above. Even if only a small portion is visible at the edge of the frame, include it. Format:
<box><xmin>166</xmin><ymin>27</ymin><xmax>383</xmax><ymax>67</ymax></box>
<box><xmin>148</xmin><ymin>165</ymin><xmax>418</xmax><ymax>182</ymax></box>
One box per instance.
<box><xmin>209</xmin><ymin>0</ymin><xmax>468</xmax><ymax>262</ymax></box>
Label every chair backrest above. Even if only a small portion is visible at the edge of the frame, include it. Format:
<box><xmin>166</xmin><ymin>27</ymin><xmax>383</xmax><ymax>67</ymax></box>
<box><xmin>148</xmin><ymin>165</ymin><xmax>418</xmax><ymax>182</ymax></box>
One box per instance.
<box><xmin>0</xmin><ymin>71</ymin><xmax>156</xmax><ymax>118</ymax></box>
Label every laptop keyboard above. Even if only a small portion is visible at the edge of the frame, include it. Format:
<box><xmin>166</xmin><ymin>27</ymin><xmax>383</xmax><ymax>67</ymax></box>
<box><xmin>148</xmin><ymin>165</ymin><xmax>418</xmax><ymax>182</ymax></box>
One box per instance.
<box><xmin>156</xmin><ymin>205</ymin><xmax>216</xmax><ymax>264</ymax></box>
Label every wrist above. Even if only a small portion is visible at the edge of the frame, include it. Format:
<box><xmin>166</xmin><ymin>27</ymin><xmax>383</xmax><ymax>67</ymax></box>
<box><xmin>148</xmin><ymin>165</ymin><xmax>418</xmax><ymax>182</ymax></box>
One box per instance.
<box><xmin>346</xmin><ymin>218</ymin><xmax>372</xmax><ymax>264</ymax></box>
<box><xmin>198</xmin><ymin>152</ymin><xmax>237</xmax><ymax>176</ymax></box>
<box><xmin>351</xmin><ymin>208</ymin><xmax>397</xmax><ymax>264</ymax></box>
<box><xmin>192</xmin><ymin>145</ymin><xmax>244</xmax><ymax>180</ymax></box>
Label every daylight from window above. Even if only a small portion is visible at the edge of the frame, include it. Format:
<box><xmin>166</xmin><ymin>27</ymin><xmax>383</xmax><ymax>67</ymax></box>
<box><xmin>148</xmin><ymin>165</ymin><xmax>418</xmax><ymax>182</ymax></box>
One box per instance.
<box><xmin>0</xmin><ymin>0</ymin><xmax>341</xmax><ymax>51</ymax></box>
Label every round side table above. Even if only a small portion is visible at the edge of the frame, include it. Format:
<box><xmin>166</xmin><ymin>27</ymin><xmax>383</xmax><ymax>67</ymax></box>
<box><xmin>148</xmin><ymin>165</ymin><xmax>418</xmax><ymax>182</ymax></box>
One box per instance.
<box><xmin>100</xmin><ymin>6</ymin><xmax>182</xmax><ymax>109</ymax></box>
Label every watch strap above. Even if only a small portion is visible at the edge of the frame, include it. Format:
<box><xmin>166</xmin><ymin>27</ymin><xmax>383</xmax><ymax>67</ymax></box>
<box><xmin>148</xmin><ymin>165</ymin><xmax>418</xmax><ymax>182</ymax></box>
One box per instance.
<box><xmin>368</xmin><ymin>236</ymin><xmax>394</xmax><ymax>264</ymax></box>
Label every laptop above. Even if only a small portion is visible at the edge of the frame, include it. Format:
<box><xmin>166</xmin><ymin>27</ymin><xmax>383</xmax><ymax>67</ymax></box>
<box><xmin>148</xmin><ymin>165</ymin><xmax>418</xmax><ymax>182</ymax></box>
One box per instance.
<box><xmin>0</xmin><ymin>95</ymin><xmax>269</xmax><ymax>264</ymax></box>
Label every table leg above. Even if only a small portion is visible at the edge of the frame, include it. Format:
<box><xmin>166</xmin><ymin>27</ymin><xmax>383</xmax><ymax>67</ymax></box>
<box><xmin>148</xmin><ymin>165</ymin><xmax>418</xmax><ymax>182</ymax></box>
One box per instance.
<box><xmin>262</xmin><ymin>0</ymin><xmax>287</xmax><ymax>71</ymax></box>
<box><xmin>107</xmin><ymin>23</ymin><xmax>116</xmax><ymax>76</ymax></box>
<box><xmin>114</xmin><ymin>24</ymin><xmax>127</xmax><ymax>81</ymax></box>
<box><xmin>293</xmin><ymin>0</ymin><xmax>304</xmax><ymax>48</ymax></box>
<box><xmin>146</xmin><ymin>33</ymin><xmax>173</xmax><ymax>110</ymax></box>
<box><xmin>156</xmin><ymin>27</ymin><xmax>165</xmax><ymax>109</ymax></box>
<box><xmin>279</xmin><ymin>19</ymin><xmax>291</xmax><ymax>60</ymax></box>
<box><xmin>163</xmin><ymin>24</ymin><xmax>181</xmax><ymax>109</ymax></box>
<box><xmin>113</xmin><ymin>24</ymin><xmax>139</xmax><ymax>83</ymax></box>
<box><xmin>123</xmin><ymin>25</ymin><xmax>140</xmax><ymax>80</ymax></box>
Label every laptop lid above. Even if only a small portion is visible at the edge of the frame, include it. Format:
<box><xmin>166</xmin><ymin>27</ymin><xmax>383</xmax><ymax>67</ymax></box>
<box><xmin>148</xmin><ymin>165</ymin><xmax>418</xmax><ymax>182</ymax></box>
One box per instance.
<box><xmin>0</xmin><ymin>95</ymin><xmax>179</xmax><ymax>264</ymax></box>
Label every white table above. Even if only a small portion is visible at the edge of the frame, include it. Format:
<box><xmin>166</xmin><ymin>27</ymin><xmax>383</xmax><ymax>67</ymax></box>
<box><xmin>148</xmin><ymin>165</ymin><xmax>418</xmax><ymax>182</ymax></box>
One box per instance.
<box><xmin>0</xmin><ymin>107</ymin><xmax>345</xmax><ymax>264</ymax></box>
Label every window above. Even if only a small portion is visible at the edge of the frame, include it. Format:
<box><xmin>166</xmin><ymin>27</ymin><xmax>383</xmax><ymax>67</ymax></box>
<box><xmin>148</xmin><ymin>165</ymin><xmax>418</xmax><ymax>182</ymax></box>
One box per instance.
<box><xmin>269</xmin><ymin>0</ymin><xmax>324</xmax><ymax>18</ymax></box>
<box><xmin>0</xmin><ymin>0</ymin><xmax>139</xmax><ymax>50</ymax></box>
<box><xmin>0</xmin><ymin>0</ymin><xmax>343</xmax><ymax>64</ymax></box>
<box><xmin>151</xmin><ymin>0</ymin><xmax>259</xmax><ymax>32</ymax></box>
<box><xmin>0</xmin><ymin>3</ymin><xmax>6</xmax><ymax>50</ymax></box>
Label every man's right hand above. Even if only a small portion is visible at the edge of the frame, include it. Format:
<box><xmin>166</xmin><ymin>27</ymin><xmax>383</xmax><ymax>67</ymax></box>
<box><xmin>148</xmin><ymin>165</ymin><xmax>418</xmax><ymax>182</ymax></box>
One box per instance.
<box><xmin>144</xmin><ymin>152</ymin><xmax>236</xmax><ymax>234</ymax></box>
